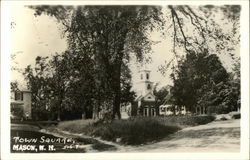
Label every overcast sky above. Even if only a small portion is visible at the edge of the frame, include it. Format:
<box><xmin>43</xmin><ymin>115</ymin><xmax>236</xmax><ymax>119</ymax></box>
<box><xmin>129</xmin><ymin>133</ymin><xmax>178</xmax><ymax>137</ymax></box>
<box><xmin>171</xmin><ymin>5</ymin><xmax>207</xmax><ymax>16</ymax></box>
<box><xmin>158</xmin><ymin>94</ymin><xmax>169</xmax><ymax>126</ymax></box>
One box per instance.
<box><xmin>10</xmin><ymin>5</ymin><xmax>239</xmax><ymax>90</ymax></box>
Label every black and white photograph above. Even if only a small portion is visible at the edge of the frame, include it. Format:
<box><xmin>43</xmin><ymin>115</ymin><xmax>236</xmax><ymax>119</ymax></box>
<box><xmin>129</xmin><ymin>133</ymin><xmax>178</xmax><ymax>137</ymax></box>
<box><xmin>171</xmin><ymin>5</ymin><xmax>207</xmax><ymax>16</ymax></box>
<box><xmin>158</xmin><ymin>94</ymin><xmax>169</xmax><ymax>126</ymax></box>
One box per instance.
<box><xmin>1</xmin><ymin>1</ymin><xmax>249</xmax><ymax>160</ymax></box>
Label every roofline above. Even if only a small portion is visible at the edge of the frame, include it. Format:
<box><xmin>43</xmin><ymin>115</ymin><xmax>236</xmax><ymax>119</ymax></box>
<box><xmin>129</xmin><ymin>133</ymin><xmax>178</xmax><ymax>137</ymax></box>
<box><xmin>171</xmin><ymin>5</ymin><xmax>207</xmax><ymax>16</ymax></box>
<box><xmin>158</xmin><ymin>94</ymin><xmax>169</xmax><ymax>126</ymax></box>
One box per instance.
<box><xmin>11</xmin><ymin>101</ymin><xmax>24</xmax><ymax>105</ymax></box>
<box><xmin>22</xmin><ymin>90</ymin><xmax>32</xmax><ymax>93</ymax></box>
<box><xmin>139</xmin><ymin>69</ymin><xmax>151</xmax><ymax>72</ymax></box>
<box><xmin>11</xmin><ymin>90</ymin><xmax>31</xmax><ymax>93</ymax></box>
<box><xmin>135</xmin><ymin>81</ymin><xmax>154</xmax><ymax>84</ymax></box>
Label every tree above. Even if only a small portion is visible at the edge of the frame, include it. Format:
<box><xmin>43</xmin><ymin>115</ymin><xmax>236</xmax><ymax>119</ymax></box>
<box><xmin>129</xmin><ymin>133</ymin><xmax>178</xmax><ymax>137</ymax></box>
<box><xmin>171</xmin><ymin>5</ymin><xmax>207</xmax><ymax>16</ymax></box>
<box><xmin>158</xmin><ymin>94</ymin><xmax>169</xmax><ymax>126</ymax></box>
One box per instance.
<box><xmin>153</xmin><ymin>85</ymin><xmax>170</xmax><ymax>106</ymax></box>
<box><xmin>166</xmin><ymin>6</ymin><xmax>240</xmax><ymax>114</ymax></box>
<box><xmin>120</xmin><ymin>64</ymin><xmax>136</xmax><ymax>106</ymax></box>
<box><xmin>23</xmin><ymin>56</ymin><xmax>52</xmax><ymax>120</ymax></box>
<box><xmin>11</xmin><ymin>81</ymin><xmax>19</xmax><ymax>92</ymax></box>
<box><xmin>30</xmin><ymin>5</ymin><xmax>163</xmax><ymax>119</ymax></box>
<box><xmin>171</xmin><ymin>51</ymin><xmax>229</xmax><ymax>113</ymax></box>
<box><xmin>168</xmin><ymin>5</ymin><xmax>240</xmax><ymax>56</ymax></box>
<box><xmin>158</xmin><ymin>5</ymin><xmax>240</xmax><ymax>75</ymax></box>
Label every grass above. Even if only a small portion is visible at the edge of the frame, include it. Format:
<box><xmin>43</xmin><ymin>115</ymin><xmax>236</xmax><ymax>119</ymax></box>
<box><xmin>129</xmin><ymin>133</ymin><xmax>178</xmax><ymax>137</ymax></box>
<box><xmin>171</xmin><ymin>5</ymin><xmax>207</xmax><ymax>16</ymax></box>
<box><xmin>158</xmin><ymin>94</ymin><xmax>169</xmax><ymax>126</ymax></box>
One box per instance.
<box><xmin>154</xmin><ymin>115</ymin><xmax>216</xmax><ymax>127</ymax></box>
<box><xmin>92</xmin><ymin>142</ymin><xmax>117</xmax><ymax>151</ymax></box>
<box><xmin>55</xmin><ymin>115</ymin><xmax>215</xmax><ymax>145</ymax></box>
<box><xmin>85</xmin><ymin>117</ymin><xmax>180</xmax><ymax>145</ymax></box>
<box><xmin>56</xmin><ymin>119</ymin><xmax>97</xmax><ymax>134</ymax></box>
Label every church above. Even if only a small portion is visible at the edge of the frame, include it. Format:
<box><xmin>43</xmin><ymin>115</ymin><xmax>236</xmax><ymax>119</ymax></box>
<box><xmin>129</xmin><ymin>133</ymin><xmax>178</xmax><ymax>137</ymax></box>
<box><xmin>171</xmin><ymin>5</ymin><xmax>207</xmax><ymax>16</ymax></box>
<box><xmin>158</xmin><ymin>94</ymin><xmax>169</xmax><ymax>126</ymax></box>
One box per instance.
<box><xmin>131</xmin><ymin>68</ymin><xmax>157</xmax><ymax>116</ymax></box>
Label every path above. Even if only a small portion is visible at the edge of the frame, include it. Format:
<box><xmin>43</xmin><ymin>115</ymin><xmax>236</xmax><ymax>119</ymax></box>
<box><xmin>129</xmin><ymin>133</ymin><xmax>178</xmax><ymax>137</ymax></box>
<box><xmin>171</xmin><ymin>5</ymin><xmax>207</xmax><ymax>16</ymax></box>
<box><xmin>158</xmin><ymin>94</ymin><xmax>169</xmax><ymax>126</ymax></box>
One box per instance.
<box><xmin>110</xmin><ymin>119</ymin><xmax>240</xmax><ymax>152</ymax></box>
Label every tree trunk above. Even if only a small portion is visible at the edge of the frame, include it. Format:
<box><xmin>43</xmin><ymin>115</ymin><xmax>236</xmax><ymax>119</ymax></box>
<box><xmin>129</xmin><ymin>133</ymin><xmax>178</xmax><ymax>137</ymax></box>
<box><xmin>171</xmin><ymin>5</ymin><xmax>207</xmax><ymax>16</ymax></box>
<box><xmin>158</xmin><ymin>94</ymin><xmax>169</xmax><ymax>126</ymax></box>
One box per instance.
<box><xmin>57</xmin><ymin>92</ymin><xmax>63</xmax><ymax>121</ymax></box>
<box><xmin>112</xmin><ymin>63</ymin><xmax>122</xmax><ymax>119</ymax></box>
<box><xmin>57</xmin><ymin>108</ymin><xmax>61</xmax><ymax>121</ymax></box>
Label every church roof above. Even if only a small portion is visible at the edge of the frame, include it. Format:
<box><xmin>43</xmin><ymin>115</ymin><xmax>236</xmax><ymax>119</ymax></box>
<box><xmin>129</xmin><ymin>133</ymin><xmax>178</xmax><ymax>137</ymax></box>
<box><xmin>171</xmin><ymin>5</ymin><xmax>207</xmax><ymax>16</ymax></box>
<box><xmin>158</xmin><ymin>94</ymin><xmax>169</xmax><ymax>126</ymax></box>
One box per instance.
<box><xmin>135</xmin><ymin>95</ymin><xmax>143</xmax><ymax>101</ymax></box>
<box><xmin>135</xmin><ymin>92</ymin><xmax>155</xmax><ymax>102</ymax></box>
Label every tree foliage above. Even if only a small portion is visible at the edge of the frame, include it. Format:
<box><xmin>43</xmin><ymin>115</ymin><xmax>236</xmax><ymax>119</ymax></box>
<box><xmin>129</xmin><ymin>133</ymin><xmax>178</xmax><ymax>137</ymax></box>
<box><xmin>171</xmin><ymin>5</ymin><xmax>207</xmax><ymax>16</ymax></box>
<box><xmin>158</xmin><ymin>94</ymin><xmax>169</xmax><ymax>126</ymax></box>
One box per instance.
<box><xmin>170</xmin><ymin>50</ymin><xmax>240</xmax><ymax>114</ymax></box>
<box><xmin>30</xmin><ymin>5</ymin><xmax>163</xmax><ymax>119</ymax></box>
<box><xmin>153</xmin><ymin>85</ymin><xmax>170</xmax><ymax>107</ymax></box>
<box><xmin>159</xmin><ymin>5</ymin><xmax>240</xmax><ymax>75</ymax></box>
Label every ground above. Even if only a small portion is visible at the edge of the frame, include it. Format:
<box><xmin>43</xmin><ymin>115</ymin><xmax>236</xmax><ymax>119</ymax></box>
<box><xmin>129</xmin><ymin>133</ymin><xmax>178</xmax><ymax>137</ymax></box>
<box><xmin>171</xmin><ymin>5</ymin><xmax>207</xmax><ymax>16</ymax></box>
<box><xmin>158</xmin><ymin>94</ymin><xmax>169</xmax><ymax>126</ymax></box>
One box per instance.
<box><xmin>11</xmin><ymin>119</ymin><xmax>240</xmax><ymax>153</ymax></box>
<box><xmin>111</xmin><ymin>119</ymin><xmax>240</xmax><ymax>152</ymax></box>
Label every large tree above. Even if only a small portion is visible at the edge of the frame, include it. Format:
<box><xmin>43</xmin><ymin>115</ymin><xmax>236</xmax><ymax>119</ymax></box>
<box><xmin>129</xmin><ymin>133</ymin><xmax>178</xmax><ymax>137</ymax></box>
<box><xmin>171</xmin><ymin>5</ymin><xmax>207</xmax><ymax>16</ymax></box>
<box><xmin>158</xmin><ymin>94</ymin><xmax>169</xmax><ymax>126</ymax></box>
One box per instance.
<box><xmin>23</xmin><ymin>56</ymin><xmax>53</xmax><ymax>120</ymax></box>
<box><xmin>30</xmin><ymin>5</ymin><xmax>163</xmax><ymax>119</ymax></box>
<box><xmin>171</xmin><ymin>51</ymin><xmax>229</xmax><ymax>113</ymax></box>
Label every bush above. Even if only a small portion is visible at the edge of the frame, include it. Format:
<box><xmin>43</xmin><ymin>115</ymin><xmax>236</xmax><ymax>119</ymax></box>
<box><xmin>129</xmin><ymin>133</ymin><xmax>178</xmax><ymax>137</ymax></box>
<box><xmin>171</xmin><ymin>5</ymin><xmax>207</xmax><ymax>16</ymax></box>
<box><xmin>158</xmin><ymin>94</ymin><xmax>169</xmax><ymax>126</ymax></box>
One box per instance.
<box><xmin>84</xmin><ymin>117</ymin><xmax>180</xmax><ymax>145</ymax></box>
<box><xmin>57</xmin><ymin>119</ymin><xmax>96</xmax><ymax>133</ymax></box>
<box><xmin>154</xmin><ymin>115</ymin><xmax>215</xmax><ymax>127</ymax></box>
<box><xmin>220</xmin><ymin>117</ymin><xmax>228</xmax><ymax>121</ymax></box>
<box><xmin>207</xmin><ymin>105</ymin><xmax>233</xmax><ymax>114</ymax></box>
<box><xmin>230</xmin><ymin>112</ymin><xmax>241</xmax><ymax>119</ymax></box>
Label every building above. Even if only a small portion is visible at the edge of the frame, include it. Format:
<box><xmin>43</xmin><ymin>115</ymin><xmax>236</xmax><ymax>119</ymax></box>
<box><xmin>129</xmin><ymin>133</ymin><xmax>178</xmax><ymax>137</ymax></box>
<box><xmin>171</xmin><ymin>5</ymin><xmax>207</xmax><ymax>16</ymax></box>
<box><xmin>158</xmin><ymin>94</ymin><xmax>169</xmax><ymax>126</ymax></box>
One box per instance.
<box><xmin>159</xmin><ymin>86</ymin><xmax>187</xmax><ymax>116</ymax></box>
<box><xmin>11</xmin><ymin>89</ymin><xmax>32</xmax><ymax>120</ymax></box>
<box><xmin>131</xmin><ymin>68</ymin><xmax>157</xmax><ymax>116</ymax></box>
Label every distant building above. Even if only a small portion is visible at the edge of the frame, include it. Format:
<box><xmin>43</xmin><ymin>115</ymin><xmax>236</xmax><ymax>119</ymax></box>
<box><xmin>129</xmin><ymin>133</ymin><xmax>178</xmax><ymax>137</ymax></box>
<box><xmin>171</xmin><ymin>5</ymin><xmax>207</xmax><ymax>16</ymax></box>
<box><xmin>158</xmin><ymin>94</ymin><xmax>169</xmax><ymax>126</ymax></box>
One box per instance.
<box><xmin>159</xmin><ymin>86</ymin><xmax>187</xmax><ymax>116</ymax></box>
<box><xmin>10</xmin><ymin>89</ymin><xmax>32</xmax><ymax>120</ymax></box>
<box><xmin>131</xmin><ymin>68</ymin><xmax>157</xmax><ymax>116</ymax></box>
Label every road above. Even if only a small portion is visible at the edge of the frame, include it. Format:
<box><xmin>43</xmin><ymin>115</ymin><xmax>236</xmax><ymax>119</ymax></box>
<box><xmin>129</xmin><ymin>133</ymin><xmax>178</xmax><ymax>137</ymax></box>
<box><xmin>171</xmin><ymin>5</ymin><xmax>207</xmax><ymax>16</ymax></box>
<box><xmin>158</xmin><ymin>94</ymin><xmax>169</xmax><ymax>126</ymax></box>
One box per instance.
<box><xmin>111</xmin><ymin>119</ymin><xmax>240</xmax><ymax>152</ymax></box>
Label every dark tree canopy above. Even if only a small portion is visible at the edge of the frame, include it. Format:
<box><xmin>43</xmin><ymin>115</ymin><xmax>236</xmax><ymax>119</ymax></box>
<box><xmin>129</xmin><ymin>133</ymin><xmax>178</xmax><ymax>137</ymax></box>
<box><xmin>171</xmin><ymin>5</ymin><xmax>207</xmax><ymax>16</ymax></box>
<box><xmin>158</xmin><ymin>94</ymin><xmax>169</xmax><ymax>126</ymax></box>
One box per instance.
<box><xmin>170</xmin><ymin>51</ymin><xmax>230</xmax><ymax>112</ymax></box>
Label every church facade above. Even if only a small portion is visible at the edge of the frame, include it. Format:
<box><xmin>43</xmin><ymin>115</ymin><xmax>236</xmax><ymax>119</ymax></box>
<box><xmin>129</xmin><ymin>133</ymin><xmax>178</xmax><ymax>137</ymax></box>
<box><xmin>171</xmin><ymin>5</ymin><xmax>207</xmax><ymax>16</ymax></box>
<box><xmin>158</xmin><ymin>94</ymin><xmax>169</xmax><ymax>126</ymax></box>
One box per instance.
<box><xmin>131</xmin><ymin>68</ymin><xmax>158</xmax><ymax>116</ymax></box>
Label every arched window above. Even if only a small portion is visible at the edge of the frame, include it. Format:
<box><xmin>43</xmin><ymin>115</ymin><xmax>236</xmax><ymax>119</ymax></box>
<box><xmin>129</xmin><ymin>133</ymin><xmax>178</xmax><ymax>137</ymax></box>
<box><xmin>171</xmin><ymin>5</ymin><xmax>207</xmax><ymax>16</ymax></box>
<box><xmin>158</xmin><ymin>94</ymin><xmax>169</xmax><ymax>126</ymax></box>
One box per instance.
<box><xmin>151</xmin><ymin>108</ymin><xmax>156</xmax><ymax>116</ymax></box>
<box><xmin>146</xmin><ymin>73</ymin><xmax>149</xmax><ymax>80</ymax></box>
<box><xmin>147</xmin><ymin>84</ymin><xmax>151</xmax><ymax>90</ymax></box>
<box><xmin>141</xmin><ymin>74</ymin><xmax>143</xmax><ymax>80</ymax></box>
<box><xmin>144</xmin><ymin>106</ymin><xmax>149</xmax><ymax>116</ymax></box>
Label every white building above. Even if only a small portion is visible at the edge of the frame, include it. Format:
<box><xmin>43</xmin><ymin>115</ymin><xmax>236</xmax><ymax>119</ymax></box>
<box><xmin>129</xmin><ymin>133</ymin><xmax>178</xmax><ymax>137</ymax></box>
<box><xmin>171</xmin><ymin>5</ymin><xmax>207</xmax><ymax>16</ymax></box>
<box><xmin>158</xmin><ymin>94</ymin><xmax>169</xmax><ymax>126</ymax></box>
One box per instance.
<box><xmin>11</xmin><ymin>89</ymin><xmax>32</xmax><ymax>120</ymax></box>
<box><xmin>131</xmin><ymin>68</ymin><xmax>157</xmax><ymax>116</ymax></box>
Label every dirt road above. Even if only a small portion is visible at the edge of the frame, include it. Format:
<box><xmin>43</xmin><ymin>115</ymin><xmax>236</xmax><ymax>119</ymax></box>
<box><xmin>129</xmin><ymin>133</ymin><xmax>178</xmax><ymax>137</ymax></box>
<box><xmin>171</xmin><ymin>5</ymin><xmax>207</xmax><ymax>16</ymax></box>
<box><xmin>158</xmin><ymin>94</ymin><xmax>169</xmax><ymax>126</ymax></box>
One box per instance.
<box><xmin>112</xmin><ymin>119</ymin><xmax>240</xmax><ymax>152</ymax></box>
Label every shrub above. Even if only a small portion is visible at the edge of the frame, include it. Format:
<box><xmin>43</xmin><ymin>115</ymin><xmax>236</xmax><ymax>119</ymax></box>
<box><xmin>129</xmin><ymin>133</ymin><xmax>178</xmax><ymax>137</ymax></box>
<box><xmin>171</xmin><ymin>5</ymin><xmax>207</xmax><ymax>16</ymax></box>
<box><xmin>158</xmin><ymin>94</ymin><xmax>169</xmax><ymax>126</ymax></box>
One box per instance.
<box><xmin>220</xmin><ymin>117</ymin><xmax>228</xmax><ymax>121</ymax></box>
<box><xmin>57</xmin><ymin>119</ymin><xmax>96</xmax><ymax>133</ymax></box>
<box><xmin>84</xmin><ymin>117</ymin><xmax>180</xmax><ymax>145</ymax></box>
<box><xmin>230</xmin><ymin>112</ymin><xmax>241</xmax><ymax>119</ymax></box>
<box><xmin>154</xmin><ymin>115</ymin><xmax>215</xmax><ymax>127</ymax></box>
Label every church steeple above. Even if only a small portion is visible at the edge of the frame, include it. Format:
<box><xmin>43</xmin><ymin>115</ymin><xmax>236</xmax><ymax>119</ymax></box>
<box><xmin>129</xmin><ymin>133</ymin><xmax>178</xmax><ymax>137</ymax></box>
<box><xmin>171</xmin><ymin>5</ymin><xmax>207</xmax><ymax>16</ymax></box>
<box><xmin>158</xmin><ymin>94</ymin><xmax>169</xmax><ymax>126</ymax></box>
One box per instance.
<box><xmin>137</xmin><ymin>67</ymin><xmax>153</xmax><ymax>96</ymax></box>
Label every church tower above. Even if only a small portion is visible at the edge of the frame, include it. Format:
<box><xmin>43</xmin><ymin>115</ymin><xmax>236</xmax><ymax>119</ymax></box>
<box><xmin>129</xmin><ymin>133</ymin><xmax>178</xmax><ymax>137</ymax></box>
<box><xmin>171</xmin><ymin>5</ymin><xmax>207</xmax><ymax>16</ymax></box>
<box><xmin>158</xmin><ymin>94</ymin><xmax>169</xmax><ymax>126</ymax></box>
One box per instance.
<box><xmin>131</xmin><ymin>66</ymin><xmax>157</xmax><ymax>117</ymax></box>
<box><xmin>136</xmin><ymin>68</ymin><xmax>154</xmax><ymax>96</ymax></box>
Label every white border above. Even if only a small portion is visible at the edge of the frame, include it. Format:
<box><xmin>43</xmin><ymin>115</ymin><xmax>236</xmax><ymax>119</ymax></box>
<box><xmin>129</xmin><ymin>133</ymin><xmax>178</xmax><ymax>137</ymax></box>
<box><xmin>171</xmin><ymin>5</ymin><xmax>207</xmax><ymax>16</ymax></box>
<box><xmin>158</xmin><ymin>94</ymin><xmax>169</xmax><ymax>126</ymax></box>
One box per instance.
<box><xmin>1</xmin><ymin>1</ymin><xmax>249</xmax><ymax>160</ymax></box>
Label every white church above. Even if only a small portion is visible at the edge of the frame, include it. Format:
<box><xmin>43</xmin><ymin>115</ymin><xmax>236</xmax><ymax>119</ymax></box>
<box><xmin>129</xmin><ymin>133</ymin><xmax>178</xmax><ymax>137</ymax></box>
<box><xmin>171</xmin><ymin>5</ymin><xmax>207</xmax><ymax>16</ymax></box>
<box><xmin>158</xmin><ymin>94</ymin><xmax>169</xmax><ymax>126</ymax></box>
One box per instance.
<box><xmin>130</xmin><ymin>68</ymin><xmax>157</xmax><ymax>116</ymax></box>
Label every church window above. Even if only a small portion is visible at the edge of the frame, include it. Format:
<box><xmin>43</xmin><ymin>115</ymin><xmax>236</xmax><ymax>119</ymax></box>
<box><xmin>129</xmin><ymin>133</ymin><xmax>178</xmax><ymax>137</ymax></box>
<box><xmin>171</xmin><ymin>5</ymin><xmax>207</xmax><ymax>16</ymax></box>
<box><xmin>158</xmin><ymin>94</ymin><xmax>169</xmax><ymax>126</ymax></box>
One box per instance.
<box><xmin>15</xmin><ymin>91</ymin><xmax>23</xmax><ymax>101</ymax></box>
<box><xmin>146</xmin><ymin>73</ymin><xmax>149</xmax><ymax>80</ymax></box>
<box><xmin>144</xmin><ymin>107</ymin><xmax>148</xmax><ymax>116</ymax></box>
<box><xmin>141</xmin><ymin>74</ymin><xmax>143</xmax><ymax>80</ymax></box>
<box><xmin>147</xmin><ymin>84</ymin><xmax>151</xmax><ymax>90</ymax></box>
<box><xmin>151</xmin><ymin>108</ymin><xmax>156</xmax><ymax>116</ymax></box>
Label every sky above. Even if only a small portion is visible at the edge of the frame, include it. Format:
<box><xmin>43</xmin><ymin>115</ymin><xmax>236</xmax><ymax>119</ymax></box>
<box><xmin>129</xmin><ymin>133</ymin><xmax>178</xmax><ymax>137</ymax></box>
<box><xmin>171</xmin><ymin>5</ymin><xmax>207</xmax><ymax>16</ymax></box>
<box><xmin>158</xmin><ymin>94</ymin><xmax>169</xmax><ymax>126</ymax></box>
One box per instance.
<box><xmin>10</xmin><ymin>5</ymin><xmax>239</xmax><ymax>90</ymax></box>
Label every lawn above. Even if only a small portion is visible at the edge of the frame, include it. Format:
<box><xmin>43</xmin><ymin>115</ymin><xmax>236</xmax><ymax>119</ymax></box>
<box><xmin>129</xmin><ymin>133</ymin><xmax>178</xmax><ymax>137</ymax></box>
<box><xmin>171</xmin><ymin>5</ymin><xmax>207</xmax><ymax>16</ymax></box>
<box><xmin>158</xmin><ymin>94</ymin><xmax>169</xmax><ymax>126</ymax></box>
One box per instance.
<box><xmin>54</xmin><ymin>115</ymin><xmax>215</xmax><ymax>145</ymax></box>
